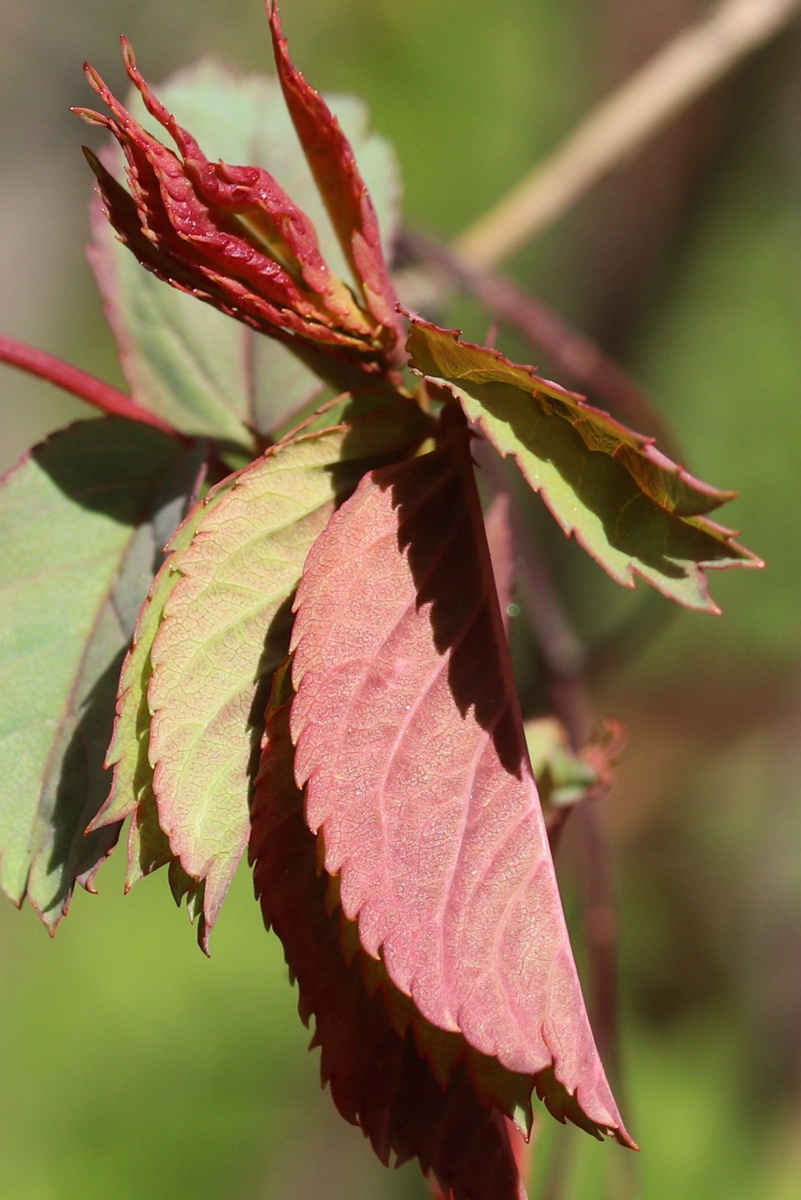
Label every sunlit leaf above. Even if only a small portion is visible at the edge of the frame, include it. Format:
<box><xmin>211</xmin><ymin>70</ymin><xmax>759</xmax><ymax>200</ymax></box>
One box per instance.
<box><xmin>145</xmin><ymin>401</ymin><xmax>429</xmax><ymax>942</ymax></box>
<box><xmin>93</xmin><ymin>448</ymin><xmax>211</xmax><ymax>832</ymax></box>
<box><xmin>0</xmin><ymin>419</ymin><xmax>190</xmax><ymax>926</ymax></box>
<box><xmin>407</xmin><ymin>319</ymin><xmax>761</xmax><ymax>612</ymax></box>
<box><xmin>290</xmin><ymin>408</ymin><xmax>634</xmax><ymax>1145</ymax></box>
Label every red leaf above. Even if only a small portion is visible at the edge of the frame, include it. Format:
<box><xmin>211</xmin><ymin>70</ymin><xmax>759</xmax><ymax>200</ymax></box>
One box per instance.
<box><xmin>289</xmin><ymin>408</ymin><xmax>635</xmax><ymax>1146</ymax></box>
<box><xmin>251</xmin><ymin>666</ymin><xmax>529</xmax><ymax>1200</ymax></box>
<box><xmin>78</xmin><ymin>39</ymin><xmax>385</xmax><ymax>362</ymax></box>
<box><xmin>266</xmin><ymin>1</ymin><xmax>406</xmax><ymax>364</ymax></box>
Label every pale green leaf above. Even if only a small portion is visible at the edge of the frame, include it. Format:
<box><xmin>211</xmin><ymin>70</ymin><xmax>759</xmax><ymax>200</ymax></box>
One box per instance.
<box><xmin>145</xmin><ymin>401</ymin><xmax>428</xmax><ymax>940</ymax></box>
<box><xmin>94</xmin><ymin>472</ymin><xmax>233</xmax><ymax>834</ymax></box>
<box><xmin>408</xmin><ymin>319</ymin><xmax>761</xmax><ymax>612</ymax></box>
<box><xmin>92</xmin><ymin>463</ymin><xmax>236</xmax><ymax>942</ymax></box>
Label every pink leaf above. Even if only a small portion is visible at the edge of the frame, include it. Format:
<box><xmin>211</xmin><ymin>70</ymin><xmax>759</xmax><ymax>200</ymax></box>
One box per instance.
<box><xmin>290</xmin><ymin>408</ymin><xmax>635</xmax><ymax>1146</ymax></box>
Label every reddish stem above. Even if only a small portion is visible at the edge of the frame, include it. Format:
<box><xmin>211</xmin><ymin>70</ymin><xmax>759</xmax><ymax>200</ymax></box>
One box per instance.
<box><xmin>0</xmin><ymin>334</ymin><xmax>178</xmax><ymax>437</ymax></box>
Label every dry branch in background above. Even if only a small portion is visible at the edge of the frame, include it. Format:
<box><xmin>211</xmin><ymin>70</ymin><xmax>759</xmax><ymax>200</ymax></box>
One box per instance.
<box><xmin>454</xmin><ymin>0</ymin><xmax>801</xmax><ymax>267</ymax></box>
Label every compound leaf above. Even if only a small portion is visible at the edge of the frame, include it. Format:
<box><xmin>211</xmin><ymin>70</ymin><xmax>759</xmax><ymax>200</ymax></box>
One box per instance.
<box><xmin>290</xmin><ymin>407</ymin><xmax>634</xmax><ymax>1145</ymax></box>
<box><xmin>407</xmin><ymin>319</ymin><xmax>760</xmax><ymax>612</ymax></box>
<box><xmin>0</xmin><ymin>418</ymin><xmax>191</xmax><ymax>926</ymax></box>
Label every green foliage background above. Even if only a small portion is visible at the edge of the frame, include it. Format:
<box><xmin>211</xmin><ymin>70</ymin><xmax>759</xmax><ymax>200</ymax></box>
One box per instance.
<box><xmin>2</xmin><ymin>1</ymin><xmax>800</xmax><ymax>1196</ymax></box>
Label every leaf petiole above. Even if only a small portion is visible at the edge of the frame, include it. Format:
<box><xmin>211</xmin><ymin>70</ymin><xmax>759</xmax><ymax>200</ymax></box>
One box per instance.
<box><xmin>0</xmin><ymin>334</ymin><xmax>180</xmax><ymax>437</ymax></box>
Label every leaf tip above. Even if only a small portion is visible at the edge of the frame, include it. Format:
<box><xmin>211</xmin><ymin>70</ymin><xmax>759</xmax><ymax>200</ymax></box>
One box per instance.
<box><xmin>119</xmin><ymin>35</ymin><xmax>138</xmax><ymax>76</ymax></box>
<box><xmin>197</xmin><ymin>916</ymin><xmax>212</xmax><ymax>957</ymax></box>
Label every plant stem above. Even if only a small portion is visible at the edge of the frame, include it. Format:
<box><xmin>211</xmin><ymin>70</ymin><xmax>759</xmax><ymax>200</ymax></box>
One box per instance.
<box><xmin>454</xmin><ymin>0</ymin><xmax>801</xmax><ymax>267</ymax></box>
<box><xmin>575</xmin><ymin>802</ymin><xmax>621</xmax><ymax>1082</ymax></box>
<box><xmin>0</xmin><ymin>334</ymin><xmax>178</xmax><ymax>436</ymax></box>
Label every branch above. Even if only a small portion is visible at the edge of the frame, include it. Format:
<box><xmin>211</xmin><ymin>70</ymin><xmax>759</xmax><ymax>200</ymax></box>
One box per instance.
<box><xmin>0</xmin><ymin>335</ymin><xmax>179</xmax><ymax>437</ymax></box>
<box><xmin>455</xmin><ymin>0</ymin><xmax>801</xmax><ymax>268</ymax></box>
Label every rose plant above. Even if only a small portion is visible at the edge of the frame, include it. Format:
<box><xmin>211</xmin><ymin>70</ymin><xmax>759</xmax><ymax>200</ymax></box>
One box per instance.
<box><xmin>0</xmin><ymin>3</ymin><xmax>760</xmax><ymax>1197</ymax></box>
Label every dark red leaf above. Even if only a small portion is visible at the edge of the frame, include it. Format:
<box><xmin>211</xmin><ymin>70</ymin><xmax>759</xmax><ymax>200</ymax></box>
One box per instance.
<box><xmin>251</xmin><ymin>665</ymin><xmax>529</xmax><ymax>1200</ymax></box>
<box><xmin>77</xmin><ymin>39</ymin><xmax>387</xmax><ymax>364</ymax></box>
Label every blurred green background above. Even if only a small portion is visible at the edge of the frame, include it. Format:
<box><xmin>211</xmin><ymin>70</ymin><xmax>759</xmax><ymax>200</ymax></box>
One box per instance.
<box><xmin>2</xmin><ymin>1</ymin><xmax>800</xmax><ymax>1196</ymax></box>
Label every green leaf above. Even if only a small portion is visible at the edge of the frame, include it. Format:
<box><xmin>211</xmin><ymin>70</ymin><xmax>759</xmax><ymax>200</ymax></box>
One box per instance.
<box><xmin>0</xmin><ymin>418</ymin><xmax>191</xmax><ymax>926</ymax></box>
<box><xmin>89</xmin><ymin>59</ymin><xmax>400</xmax><ymax>445</ymax></box>
<box><xmin>85</xmin><ymin>446</ymin><xmax>220</xmax><ymax>923</ymax></box>
<box><xmin>142</xmin><ymin>400</ymin><xmax>428</xmax><ymax>943</ymax></box>
<box><xmin>407</xmin><ymin>319</ymin><xmax>761</xmax><ymax>612</ymax></box>
<box><xmin>525</xmin><ymin>717</ymin><xmax>624</xmax><ymax>814</ymax></box>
